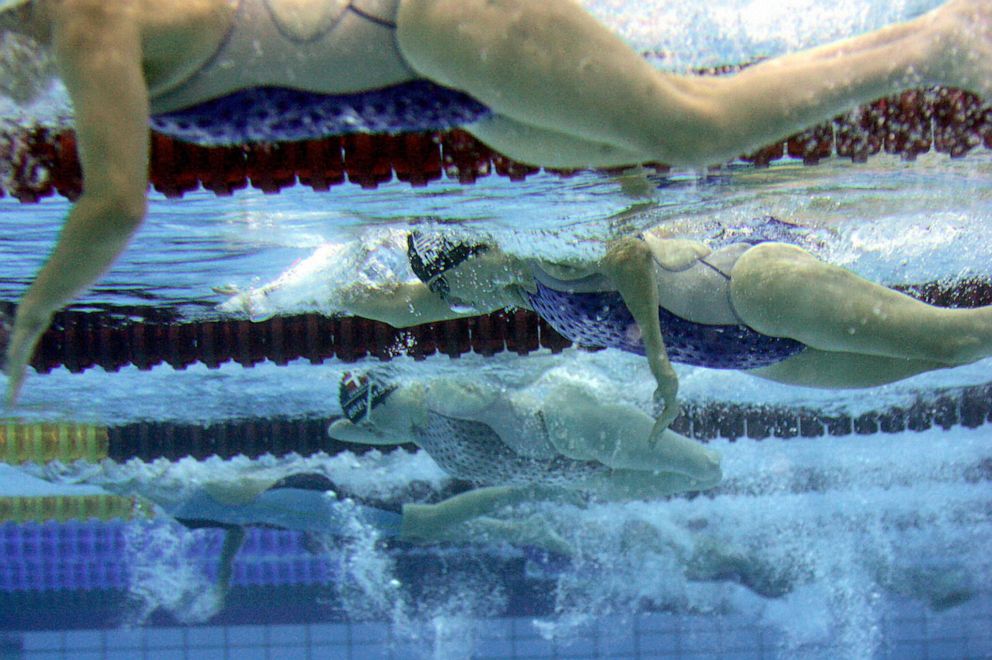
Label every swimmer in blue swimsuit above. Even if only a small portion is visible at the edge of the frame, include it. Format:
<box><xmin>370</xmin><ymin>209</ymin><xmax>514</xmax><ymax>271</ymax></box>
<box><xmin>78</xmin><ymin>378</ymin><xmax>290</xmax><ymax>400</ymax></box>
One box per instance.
<box><xmin>329</xmin><ymin>219</ymin><xmax>992</xmax><ymax>435</ymax></box>
<box><xmin>3</xmin><ymin>0</ymin><xmax>992</xmax><ymax>401</ymax></box>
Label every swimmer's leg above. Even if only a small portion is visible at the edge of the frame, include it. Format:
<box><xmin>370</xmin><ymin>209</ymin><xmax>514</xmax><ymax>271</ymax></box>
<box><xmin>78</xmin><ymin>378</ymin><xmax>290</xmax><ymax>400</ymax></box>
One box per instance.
<box><xmin>749</xmin><ymin>348</ymin><xmax>949</xmax><ymax>389</ymax></box>
<box><xmin>396</xmin><ymin>0</ymin><xmax>985</xmax><ymax>167</ymax></box>
<box><xmin>576</xmin><ymin>468</ymin><xmax>721</xmax><ymax>501</ymax></box>
<box><xmin>6</xmin><ymin>4</ymin><xmax>149</xmax><ymax>403</ymax></box>
<box><xmin>214</xmin><ymin>526</ymin><xmax>246</xmax><ymax>601</ymax></box>
<box><xmin>730</xmin><ymin>243</ymin><xmax>992</xmax><ymax>369</ymax></box>
<box><xmin>400</xmin><ymin>484</ymin><xmax>582</xmax><ymax>548</ymax></box>
<box><xmin>465</xmin><ymin>115</ymin><xmax>645</xmax><ymax>169</ymax></box>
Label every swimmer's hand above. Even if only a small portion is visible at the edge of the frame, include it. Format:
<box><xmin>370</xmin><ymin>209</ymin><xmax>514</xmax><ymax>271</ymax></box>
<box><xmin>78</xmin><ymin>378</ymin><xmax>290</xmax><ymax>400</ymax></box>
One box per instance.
<box><xmin>651</xmin><ymin>364</ymin><xmax>682</xmax><ymax>432</ymax></box>
<box><xmin>215</xmin><ymin>284</ymin><xmax>277</xmax><ymax>322</ymax></box>
<box><xmin>3</xmin><ymin>306</ymin><xmax>51</xmax><ymax>406</ymax></box>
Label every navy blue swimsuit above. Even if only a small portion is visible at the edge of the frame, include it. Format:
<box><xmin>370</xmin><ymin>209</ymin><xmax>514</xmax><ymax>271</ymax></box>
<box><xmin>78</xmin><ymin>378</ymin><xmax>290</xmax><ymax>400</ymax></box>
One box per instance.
<box><xmin>149</xmin><ymin>82</ymin><xmax>492</xmax><ymax>145</ymax></box>
<box><xmin>526</xmin><ymin>281</ymin><xmax>805</xmax><ymax>370</ymax></box>
<box><xmin>526</xmin><ymin>219</ymin><xmax>811</xmax><ymax>370</ymax></box>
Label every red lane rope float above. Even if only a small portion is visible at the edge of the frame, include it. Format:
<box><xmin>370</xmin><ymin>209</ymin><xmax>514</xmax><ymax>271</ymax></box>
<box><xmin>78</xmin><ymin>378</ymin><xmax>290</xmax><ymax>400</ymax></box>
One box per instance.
<box><xmin>1</xmin><ymin>87</ymin><xmax>990</xmax><ymax>203</ymax></box>
<box><xmin>0</xmin><ymin>278</ymin><xmax>989</xmax><ymax>375</ymax></box>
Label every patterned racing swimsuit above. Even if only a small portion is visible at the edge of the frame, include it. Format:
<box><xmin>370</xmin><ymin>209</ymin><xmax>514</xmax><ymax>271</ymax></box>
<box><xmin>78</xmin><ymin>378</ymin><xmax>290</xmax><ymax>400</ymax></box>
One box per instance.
<box><xmin>148</xmin><ymin>0</ymin><xmax>491</xmax><ymax>144</ymax></box>
<box><xmin>414</xmin><ymin>411</ymin><xmax>607</xmax><ymax>487</ymax></box>
<box><xmin>408</xmin><ymin>221</ymin><xmax>810</xmax><ymax>371</ymax></box>
<box><xmin>525</xmin><ymin>265</ymin><xmax>805</xmax><ymax>370</ymax></box>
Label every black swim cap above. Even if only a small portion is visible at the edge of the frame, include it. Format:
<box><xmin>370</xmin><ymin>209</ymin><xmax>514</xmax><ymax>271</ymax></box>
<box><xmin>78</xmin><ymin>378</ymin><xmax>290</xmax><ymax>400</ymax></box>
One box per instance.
<box><xmin>339</xmin><ymin>372</ymin><xmax>396</xmax><ymax>424</ymax></box>
<box><xmin>407</xmin><ymin>232</ymin><xmax>488</xmax><ymax>298</ymax></box>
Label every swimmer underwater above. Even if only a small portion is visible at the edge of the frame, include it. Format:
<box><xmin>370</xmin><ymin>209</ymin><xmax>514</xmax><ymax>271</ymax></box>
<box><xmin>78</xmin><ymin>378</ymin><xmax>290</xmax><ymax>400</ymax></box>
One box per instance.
<box><xmin>227</xmin><ymin>218</ymin><xmax>992</xmax><ymax>436</ymax></box>
<box><xmin>2</xmin><ymin>0</ymin><xmax>992</xmax><ymax>402</ymax></box>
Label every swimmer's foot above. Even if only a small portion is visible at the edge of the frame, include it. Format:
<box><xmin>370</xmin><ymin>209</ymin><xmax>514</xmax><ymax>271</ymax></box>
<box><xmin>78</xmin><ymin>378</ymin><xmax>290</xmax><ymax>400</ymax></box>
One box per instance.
<box><xmin>3</xmin><ymin>311</ymin><xmax>48</xmax><ymax>406</ymax></box>
<box><xmin>268</xmin><ymin>473</ymin><xmax>404</xmax><ymax>538</ymax></box>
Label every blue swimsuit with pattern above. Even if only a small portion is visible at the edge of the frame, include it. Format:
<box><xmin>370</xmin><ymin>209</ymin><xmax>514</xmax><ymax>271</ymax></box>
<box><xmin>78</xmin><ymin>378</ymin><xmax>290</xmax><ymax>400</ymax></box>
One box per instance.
<box><xmin>526</xmin><ymin>220</ymin><xmax>808</xmax><ymax>370</ymax></box>
<box><xmin>151</xmin><ymin>81</ymin><xmax>491</xmax><ymax>145</ymax></box>
<box><xmin>409</xmin><ymin>221</ymin><xmax>808</xmax><ymax>372</ymax></box>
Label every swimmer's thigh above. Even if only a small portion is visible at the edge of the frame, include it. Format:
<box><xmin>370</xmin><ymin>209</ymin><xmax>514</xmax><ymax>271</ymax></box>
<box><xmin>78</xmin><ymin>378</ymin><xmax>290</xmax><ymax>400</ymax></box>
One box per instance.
<box><xmin>465</xmin><ymin>115</ymin><xmax>644</xmax><ymax>168</ymax></box>
<box><xmin>729</xmin><ymin>243</ymin><xmax>986</xmax><ymax>362</ymax></box>
<box><xmin>749</xmin><ymin>348</ymin><xmax>948</xmax><ymax>389</ymax></box>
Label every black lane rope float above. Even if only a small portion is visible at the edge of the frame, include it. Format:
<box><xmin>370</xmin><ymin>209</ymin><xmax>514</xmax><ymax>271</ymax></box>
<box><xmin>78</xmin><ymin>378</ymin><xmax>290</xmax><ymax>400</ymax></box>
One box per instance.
<box><xmin>1</xmin><ymin>87</ymin><xmax>989</xmax><ymax>203</ymax></box>
<box><xmin>1</xmin><ymin>278</ymin><xmax>989</xmax><ymax>375</ymax></box>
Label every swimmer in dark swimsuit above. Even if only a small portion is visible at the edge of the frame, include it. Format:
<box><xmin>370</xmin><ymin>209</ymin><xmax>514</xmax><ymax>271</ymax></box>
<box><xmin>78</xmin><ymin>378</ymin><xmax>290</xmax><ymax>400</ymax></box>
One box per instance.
<box><xmin>305</xmin><ymin>219</ymin><xmax>992</xmax><ymax>436</ymax></box>
<box><xmin>3</xmin><ymin>0</ymin><xmax>992</xmax><ymax>401</ymax></box>
<box><xmin>329</xmin><ymin>369</ymin><xmax>722</xmax><ymax>549</ymax></box>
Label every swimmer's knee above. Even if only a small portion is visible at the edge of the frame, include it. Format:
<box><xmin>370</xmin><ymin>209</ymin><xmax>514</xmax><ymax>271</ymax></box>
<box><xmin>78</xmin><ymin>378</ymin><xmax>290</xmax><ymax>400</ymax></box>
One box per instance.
<box><xmin>80</xmin><ymin>187</ymin><xmax>148</xmax><ymax>231</ymax></box>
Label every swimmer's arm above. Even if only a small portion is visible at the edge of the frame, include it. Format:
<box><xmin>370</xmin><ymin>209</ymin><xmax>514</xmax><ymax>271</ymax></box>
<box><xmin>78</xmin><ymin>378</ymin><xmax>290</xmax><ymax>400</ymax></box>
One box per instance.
<box><xmin>6</xmin><ymin>1</ymin><xmax>149</xmax><ymax>402</ymax></box>
<box><xmin>540</xmin><ymin>383</ymin><xmax>720</xmax><ymax>483</ymax></box>
<box><xmin>598</xmin><ymin>236</ymin><xmax>681</xmax><ymax>432</ymax></box>
<box><xmin>338</xmin><ymin>281</ymin><xmax>507</xmax><ymax>328</ymax></box>
<box><xmin>640</xmin><ymin>235</ymin><xmax>711</xmax><ymax>271</ymax></box>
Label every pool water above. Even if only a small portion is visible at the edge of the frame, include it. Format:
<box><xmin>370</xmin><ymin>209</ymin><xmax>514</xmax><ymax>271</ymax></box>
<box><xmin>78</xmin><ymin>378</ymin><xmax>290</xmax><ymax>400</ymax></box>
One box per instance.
<box><xmin>2</xmin><ymin>1</ymin><xmax>992</xmax><ymax>658</ymax></box>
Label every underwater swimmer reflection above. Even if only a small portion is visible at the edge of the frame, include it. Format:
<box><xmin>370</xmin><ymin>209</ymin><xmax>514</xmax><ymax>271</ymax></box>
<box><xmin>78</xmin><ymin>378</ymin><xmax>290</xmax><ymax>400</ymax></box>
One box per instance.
<box><xmin>4</xmin><ymin>0</ymin><xmax>992</xmax><ymax>402</ymax></box>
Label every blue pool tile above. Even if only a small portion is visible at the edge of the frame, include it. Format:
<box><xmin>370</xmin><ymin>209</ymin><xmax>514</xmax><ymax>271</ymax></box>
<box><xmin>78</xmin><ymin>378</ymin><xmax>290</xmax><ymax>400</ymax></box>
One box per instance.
<box><xmin>348</xmin><ymin>641</ymin><xmax>393</xmax><ymax>660</ymax></box>
<box><xmin>885</xmin><ymin>640</ymin><xmax>926</xmax><ymax>658</ymax></box>
<box><xmin>638</xmin><ymin>613</ymin><xmax>682</xmax><ymax>634</ymax></box>
<box><xmin>928</xmin><ymin>640</ymin><xmax>970</xmax><ymax>659</ymax></box>
<box><xmin>144</xmin><ymin>627</ymin><xmax>185</xmax><ymax>649</ymax></box>
<box><xmin>478</xmin><ymin>617</ymin><xmax>514</xmax><ymax>641</ymax></box>
<box><xmin>225</xmin><ymin>647</ymin><xmax>268</xmax><ymax>660</ymax></box>
<box><xmin>105</xmin><ymin>628</ymin><xmax>145</xmax><ymax>649</ymax></box>
<box><xmin>387</xmin><ymin>641</ymin><xmax>431</xmax><ymax>659</ymax></box>
<box><xmin>311</xmin><ymin>643</ymin><xmax>352</xmax><ymax>659</ymax></box>
<box><xmin>72</xmin><ymin>653</ymin><xmax>103</xmax><ymax>660</ymax></box>
<box><xmin>22</xmin><ymin>632</ymin><xmax>63</xmax><ymax>651</ymax></box>
<box><xmin>309</xmin><ymin>623</ymin><xmax>350</xmax><ymax>644</ymax></box>
<box><xmin>966</xmin><ymin>636</ymin><xmax>992</xmax><ymax>657</ymax></box>
<box><xmin>713</xmin><ymin>652</ymin><xmax>762</xmax><ymax>660</ymax></box>
<box><xmin>886</xmin><ymin>616</ymin><xmax>927</xmax><ymax>642</ymax></box>
<box><xmin>682</xmin><ymin>630</ymin><xmax>723</xmax><ymax>652</ymax></box>
<box><xmin>269</xmin><ymin>644</ymin><xmax>308</xmax><ymax>660</ymax></box>
<box><xmin>268</xmin><ymin>624</ymin><xmax>307</xmax><ymax>645</ymax></box>
<box><xmin>638</xmin><ymin>631</ymin><xmax>683</xmax><ymax>655</ymax></box>
<box><xmin>350</xmin><ymin>621</ymin><xmax>389</xmax><ymax>643</ymax></box>
<box><xmin>474</xmin><ymin>638</ymin><xmax>516</xmax><ymax>658</ymax></box>
<box><xmin>107</xmin><ymin>651</ymin><xmax>143</xmax><ymax>660</ymax></box>
<box><xmin>185</xmin><ymin>648</ymin><xmax>227</xmax><ymax>660</ymax></box>
<box><xmin>63</xmin><ymin>630</ymin><xmax>102</xmax><ymax>651</ymax></box>
<box><xmin>599</xmin><ymin>637</ymin><xmax>638</xmax><ymax>657</ymax></box>
<box><xmin>513</xmin><ymin>635</ymin><xmax>556</xmax><ymax>657</ymax></box>
<box><xmin>147</xmin><ymin>650</ymin><xmax>186</xmax><ymax>660</ymax></box>
<box><xmin>186</xmin><ymin>625</ymin><xmax>225</xmax><ymax>648</ymax></box>
<box><xmin>227</xmin><ymin>625</ymin><xmax>268</xmax><ymax>646</ymax></box>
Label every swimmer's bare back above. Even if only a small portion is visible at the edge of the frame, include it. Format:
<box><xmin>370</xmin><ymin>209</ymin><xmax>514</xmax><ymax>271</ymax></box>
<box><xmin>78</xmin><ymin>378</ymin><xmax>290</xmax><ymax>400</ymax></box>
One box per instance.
<box><xmin>4</xmin><ymin>0</ymin><xmax>992</xmax><ymax>402</ymax></box>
